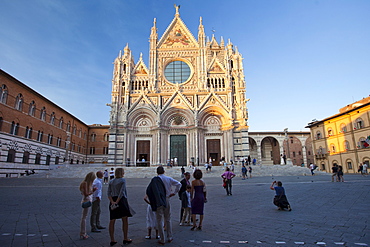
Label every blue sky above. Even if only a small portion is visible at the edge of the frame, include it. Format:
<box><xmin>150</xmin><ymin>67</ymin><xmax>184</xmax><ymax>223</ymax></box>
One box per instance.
<box><xmin>1</xmin><ymin>0</ymin><xmax>369</xmax><ymax>131</ymax></box>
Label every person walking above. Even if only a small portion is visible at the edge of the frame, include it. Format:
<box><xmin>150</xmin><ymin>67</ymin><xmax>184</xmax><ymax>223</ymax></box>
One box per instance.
<box><xmin>331</xmin><ymin>164</ymin><xmax>339</xmax><ymax>182</ymax></box>
<box><xmin>90</xmin><ymin>171</ymin><xmax>106</xmax><ymax>233</ymax></box>
<box><xmin>270</xmin><ymin>181</ymin><xmax>291</xmax><ymax>211</ymax></box>
<box><xmin>337</xmin><ymin>165</ymin><xmax>344</xmax><ymax>182</ymax></box>
<box><xmin>109</xmin><ymin>168</ymin><xmax>115</xmax><ymax>180</ymax></box>
<box><xmin>363</xmin><ymin>163</ymin><xmax>368</xmax><ymax>176</ymax></box>
<box><xmin>103</xmin><ymin>169</ymin><xmax>109</xmax><ymax>184</ymax></box>
<box><xmin>309</xmin><ymin>163</ymin><xmax>315</xmax><ymax>176</ymax></box>
<box><xmin>146</xmin><ymin>166</ymin><xmax>181</xmax><ymax>245</ymax></box>
<box><xmin>107</xmin><ymin>168</ymin><xmax>134</xmax><ymax>246</ymax></box>
<box><xmin>248</xmin><ymin>166</ymin><xmax>253</xmax><ymax>178</ymax></box>
<box><xmin>79</xmin><ymin>172</ymin><xmax>96</xmax><ymax>240</ymax></box>
<box><xmin>191</xmin><ymin>169</ymin><xmax>207</xmax><ymax>231</ymax></box>
<box><xmin>221</xmin><ymin>167</ymin><xmax>236</xmax><ymax>196</ymax></box>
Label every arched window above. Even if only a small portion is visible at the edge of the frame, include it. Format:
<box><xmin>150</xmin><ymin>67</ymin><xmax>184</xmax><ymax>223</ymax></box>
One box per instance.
<box><xmin>50</xmin><ymin>112</ymin><xmax>55</xmax><ymax>125</ymax></box>
<box><xmin>10</xmin><ymin>121</ymin><xmax>19</xmax><ymax>135</ymax></box>
<box><xmin>0</xmin><ymin>84</ymin><xmax>8</xmax><ymax>104</ymax></box>
<box><xmin>57</xmin><ymin>137</ymin><xmax>61</xmax><ymax>147</ymax></box>
<box><xmin>35</xmin><ymin>153</ymin><xmax>41</xmax><ymax>164</ymax></box>
<box><xmin>346</xmin><ymin>160</ymin><xmax>353</xmax><ymax>170</ymax></box>
<box><xmin>316</xmin><ymin>131</ymin><xmax>321</xmax><ymax>140</ymax></box>
<box><xmin>359</xmin><ymin>137</ymin><xmax>369</xmax><ymax>149</ymax></box>
<box><xmin>59</xmin><ymin>117</ymin><xmax>64</xmax><ymax>129</ymax></box>
<box><xmin>28</xmin><ymin>101</ymin><xmax>36</xmax><ymax>116</ymax></box>
<box><xmin>344</xmin><ymin>141</ymin><xmax>350</xmax><ymax>150</ymax></box>
<box><xmin>79</xmin><ymin>129</ymin><xmax>82</xmax><ymax>138</ymax></box>
<box><xmin>15</xmin><ymin>94</ymin><xmax>23</xmax><ymax>111</ymax></box>
<box><xmin>0</xmin><ymin>117</ymin><xmax>3</xmax><ymax>131</ymax></box>
<box><xmin>104</xmin><ymin>132</ymin><xmax>109</xmax><ymax>141</ymax></box>
<box><xmin>73</xmin><ymin>125</ymin><xmax>77</xmax><ymax>135</ymax></box>
<box><xmin>330</xmin><ymin>144</ymin><xmax>336</xmax><ymax>153</ymax></box>
<box><xmin>66</xmin><ymin>121</ymin><xmax>71</xmax><ymax>132</ymax></box>
<box><xmin>355</xmin><ymin>118</ymin><xmax>364</xmax><ymax>129</ymax></box>
<box><xmin>320</xmin><ymin>163</ymin><xmax>326</xmax><ymax>171</ymax></box>
<box><xmin>340</xmin><ymin>123</ymin><xmax>347</xmax><ymax>133</ymax></box>
<box><xmin>22</xmin><ymin>151</ymin><xmax>30</xmax><ymax>164</ymax></box>
<box><xmin>37</xmin><ymin>131</ymin><xmax>43</xmax><ymax>142</ymax></box>
<box><xmin>91</xmin><ymin>133</ymin><xmax>96</xmax><ymax>142</ymax></box>
<box><xmin>7</xmin><ymin>149</ymin><xmax>16</xmax><ymax>162</ymax></box>
<box><xmin>327</xmin><ymin>128</ymin><xmax>333</xmax><ymax>136</ymax></box>
<box><xmin>47</xmin><ymin>134</ymin><xmax>53</xmax><ymax>144</ymax></box>
<box><xmin>40</xmin><ymin>107</ymin><xmax>46</xmax><ymax>121</ymax></box>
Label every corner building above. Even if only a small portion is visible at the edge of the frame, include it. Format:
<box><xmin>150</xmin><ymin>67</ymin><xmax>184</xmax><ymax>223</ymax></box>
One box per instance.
<box><xmin>108</xmin><ymin>8</ymin><xmax>249</xmax><ymax>166</ymax></box>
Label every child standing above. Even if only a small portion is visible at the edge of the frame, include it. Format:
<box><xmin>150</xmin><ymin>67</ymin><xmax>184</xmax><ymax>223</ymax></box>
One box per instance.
<box><xmin>144</xmin><ymin>195</ymin><xmax>159</xmax><ymax>239</ymax></box>
<box><xmin>180</xmin><ymin>185</ymin><xmax>192</xmax><ymax>226</ymax></box>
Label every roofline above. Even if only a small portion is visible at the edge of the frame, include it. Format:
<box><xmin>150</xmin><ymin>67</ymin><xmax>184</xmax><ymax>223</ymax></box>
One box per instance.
<box><xmin>0</xmin><ymin>69</ymin><xmax>89</xmax><ymax>127</ymax></box>
<box><xmin>306</xmin><ymin>101</ymin><xmax>370</xmax><ymax>128</ymax></box>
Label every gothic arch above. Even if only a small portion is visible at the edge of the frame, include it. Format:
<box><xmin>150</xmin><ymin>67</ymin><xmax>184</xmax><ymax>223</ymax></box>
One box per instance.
<box><xmin>248</xmin><ymin>137</ymin><xmax>258</xmax><ymax>160</ymax></box>
<box><xmin>161</xmin><ymin>107</ymin><xmax>194</xmax><ymax>127</ymax></box>
<box><xmin>128</xmin><ymin>108</ymin><xmax>156</xmax><ymax>128</ymax></box>
<box><xmin>198</xmin><ymin>105</ymin><xmax>229</xmax><ymax>127</ymax></box>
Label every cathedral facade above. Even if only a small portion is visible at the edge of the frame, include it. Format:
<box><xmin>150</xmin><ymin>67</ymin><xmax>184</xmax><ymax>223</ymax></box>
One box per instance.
<box><xmin>108</xmin><ymin>8</ymin><xmax>249</xmax><ymax>166</ymax></box>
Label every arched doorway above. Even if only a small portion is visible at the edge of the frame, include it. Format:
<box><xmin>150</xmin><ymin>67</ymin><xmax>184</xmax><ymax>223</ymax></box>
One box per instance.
<box><xmin>261</xmin><ymin>137</ymin><xmax>280</xmax><ymax>165</ymax></box>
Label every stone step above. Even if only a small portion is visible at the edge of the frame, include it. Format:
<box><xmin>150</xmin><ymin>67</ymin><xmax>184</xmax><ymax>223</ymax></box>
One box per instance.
<box><xmin>27</xmin><ymin>163</ymin><xmax>327</xmax><ymax>179</ymax></box>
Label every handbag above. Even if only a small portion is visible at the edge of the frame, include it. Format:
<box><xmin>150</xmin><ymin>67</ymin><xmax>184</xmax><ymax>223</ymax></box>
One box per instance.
<box><xmin>81</xmin><ymin>200</ymin><xmax>92</xmax><ymax>208</ymax></box>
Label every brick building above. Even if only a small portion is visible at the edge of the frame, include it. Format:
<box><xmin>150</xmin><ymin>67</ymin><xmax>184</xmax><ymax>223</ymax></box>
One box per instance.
<box><xmin>0</xmin><ymin>69</ymin><xmax>109</xmax><ymax>167</ymax></box>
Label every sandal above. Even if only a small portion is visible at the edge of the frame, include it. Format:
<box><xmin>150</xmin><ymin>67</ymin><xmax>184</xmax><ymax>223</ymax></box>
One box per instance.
<box><xmin>123</xmin><ymin>239</ymin><xmax>132</xmax><ymax>245</ymax></box>
<box><xmin>190</xmin><ymin>226</ymin><xmax>196</xmax><ymax>231</ymax></box>
<box><xmin>145</xmin><ymin>236</ymin><xmax>151</xmax><ymax>239</ymax></box>
<box><xmin>80</xmin><ymin>234</ymin><xmax>89</xmax><ymax>240</ymax></box>
<box><xmin>197</xmin><ymin>226</ymin><xmax>202</xmax><ymax>230</ymax></box>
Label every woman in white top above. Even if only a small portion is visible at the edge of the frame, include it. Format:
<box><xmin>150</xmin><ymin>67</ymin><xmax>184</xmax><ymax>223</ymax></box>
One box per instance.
<box><xmin>79</xmin><ymin>172</ymin><xmax>96</xmax><ymax>239</ymax></box>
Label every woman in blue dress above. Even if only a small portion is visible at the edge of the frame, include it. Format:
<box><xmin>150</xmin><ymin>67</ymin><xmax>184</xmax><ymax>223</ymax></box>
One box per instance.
<box><xmin>190</xmin><ymin>169</ymin><xmax>207</xmax><ymax>230</ymax></box>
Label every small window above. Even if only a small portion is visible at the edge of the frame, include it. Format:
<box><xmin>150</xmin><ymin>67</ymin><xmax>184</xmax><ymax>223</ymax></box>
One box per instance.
<box><xmin>7</xmin><ymin>149</ymin><xmax>16</xmax><ymax>162</ymax></box>
<box><xmin>347</xmin><ymin>161</ymin><xmax>353</xmax><ymax>170</ymax></box>
<box><xmin>0</xmin><ymin>84</ymin><xmax>8</xmax><ymax>104</ymax></box>
<box><xmin>59</xmin><ymin>117</ymin><xmax>64</xmax><ymax>128</ymax></box>
<box><xmin>37</xmin><ymin>131</ymin><xmax>43</xmax><ymax>142</ymax></box>
<box><xmin>91</xmin><ymin>133</ymin><xmax>96</xmax><ymax>142</ymax></box>
<box><xmin>327</xmin><ymin>128</ymin><xmax>333</xmax><ymax>136</ymax></box>
<box><xmin>316</xmin><ymin>131</ymin><xmax>321</xmax><ymax>140</ymax></box>
<box><xmin>10</xmin><ymin>121</ymin><xmax>19</xmax><ymax>135</ymax></box>
<box><xmin>40</xmin><ymin>107</ymin><xmax>46</xmax><ymax>121</ymax></box>
<box><xmin>355</xmin><ymin>118</ymin><xmax>364</xmax><ymax>129</ymax></box>
<box><xmin>15</xmin><ymin>94</ymin><xmax>23</xmax><ymax>111</ymax></box>
<box><xmin>321</xmin><ymin>163</ymin><xmax>326</xmax><ymax>170</ymax></box>
<box><xmin>359</xmin><ymin>137</ymin><xmax>370</xmax><ymax>149</ymax></box>
<box><xmin>90</xmin><ymin>147</ymin><xmax>95</xmax><ymax>154</ymax></box>
<box><xmin>344</xmin><ymin>141</ymin><xmax>350</xmax><ymax>150</ymax></box>
<box><xmin>28</xmin><ymin>101</ymin><xmax>36</xmax><ymax>116</ymax></box>
<box><xmin>66</xmin><ymin>121</ymin><xmax>71</xmax><ymax>132</ymax></box>
<box><xmin>330</xmin><ymin>144</ymin><xmax>336</xmax><ymax>153</ymax></box>
<box><xmin>50</xmin><ymin>112</ymin><xmax>55</xmax><ymax>125</ymax></box>
<box><xmin>340</xmin><ymin>123</ymin><xmax>347</xmax><ymax>133</ymax></box>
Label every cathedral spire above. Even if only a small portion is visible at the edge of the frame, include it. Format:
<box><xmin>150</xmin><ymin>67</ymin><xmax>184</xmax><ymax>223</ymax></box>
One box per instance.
<box><xmin>198</xmin><ymin>16</ymin><xmax>205</xmax><ymax>47</ymax></box>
